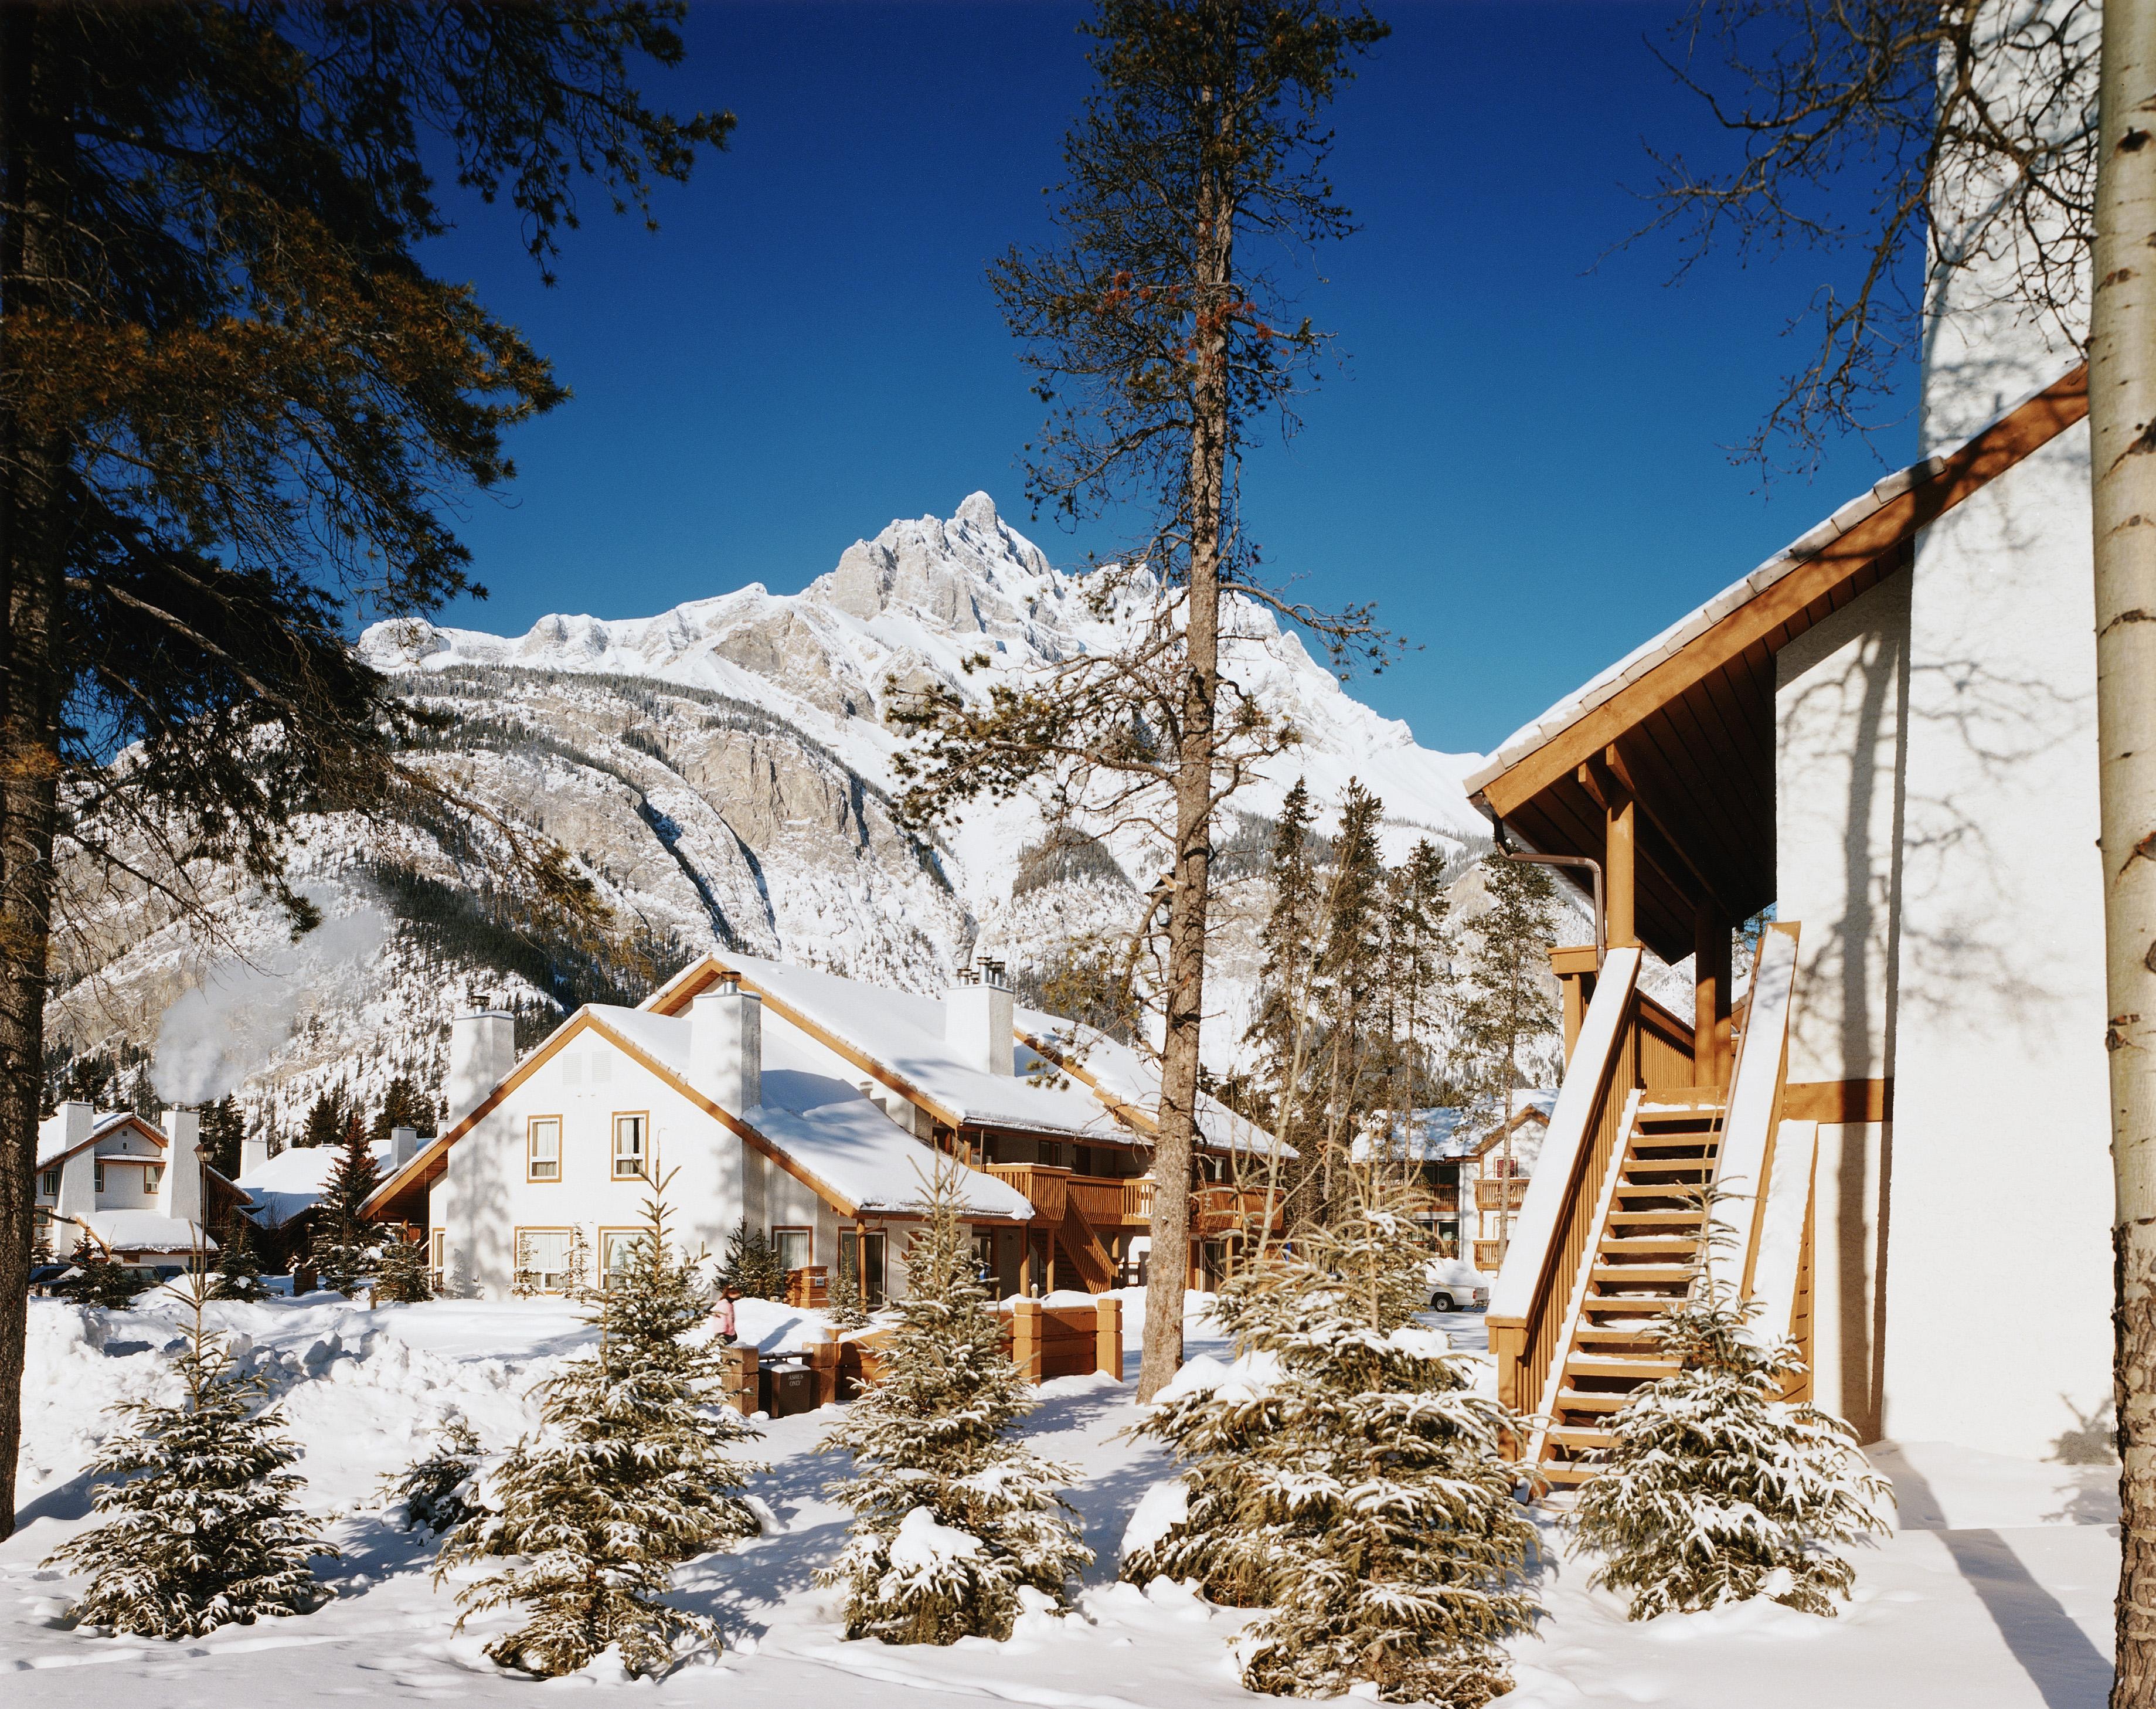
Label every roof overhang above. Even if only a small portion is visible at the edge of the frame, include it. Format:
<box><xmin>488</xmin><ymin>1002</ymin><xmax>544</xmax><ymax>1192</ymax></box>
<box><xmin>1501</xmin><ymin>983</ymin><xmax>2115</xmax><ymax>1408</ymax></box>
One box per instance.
<box><xmin>1465</xmin><ymin>365</ymin><xmax>2087</xmax><ymax>963</ymax></box>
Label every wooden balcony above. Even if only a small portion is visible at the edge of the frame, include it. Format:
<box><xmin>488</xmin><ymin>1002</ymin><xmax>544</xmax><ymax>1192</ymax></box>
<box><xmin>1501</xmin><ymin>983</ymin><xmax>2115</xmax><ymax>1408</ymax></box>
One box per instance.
<box><xmin>985</xmin><ymin>1164</ymin><xmax>1153</xmax><ymax>1227</ymax></box>
<box><xmin>1475</xmin><ymin>1176</ymin><xmax>1530</xmax><ymax>1212</ymax></box>
<box><xmin>1194</xmin><ymin>1184</ymin><xmax>1287</xmax><ymax>1236</ymax></box>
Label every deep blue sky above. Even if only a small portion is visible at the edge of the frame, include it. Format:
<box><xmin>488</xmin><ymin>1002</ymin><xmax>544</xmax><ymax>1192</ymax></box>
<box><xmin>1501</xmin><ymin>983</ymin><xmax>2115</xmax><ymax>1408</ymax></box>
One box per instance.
<box><xmin>424</xmin><ymin>0</ymin><xmax>1917</xmax><ymax>757</ymax></box>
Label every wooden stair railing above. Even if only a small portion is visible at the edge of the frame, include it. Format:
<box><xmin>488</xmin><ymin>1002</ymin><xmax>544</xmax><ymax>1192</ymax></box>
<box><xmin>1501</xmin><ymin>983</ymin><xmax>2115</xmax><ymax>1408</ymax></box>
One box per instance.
<box><xmin>1708</xmin><ymin>923</ymin><xmax>1801</xmax><ymax>1304</ymax></box>
<box><xmin>1527</xmin><ymin>1088</ymin><xmax>1725</xmax><ymax>1485</ymax></box>
<box><xmin>1054</xmin><ymin>1191</ymin><xmax>1119</xmax><ymax>1293</ymax></box>
<box><xmin>1489</xmin><ymin>947</ymin><xmax>1646</xmax><ymax>1420</ymax></box>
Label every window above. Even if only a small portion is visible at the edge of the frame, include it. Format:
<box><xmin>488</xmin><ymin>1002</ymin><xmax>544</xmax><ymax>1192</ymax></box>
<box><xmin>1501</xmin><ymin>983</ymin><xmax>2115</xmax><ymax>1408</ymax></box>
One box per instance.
<box><xmin>428</xmin><ymin>1229</ymin><xmax>445</xmax><ymax>1293</ymax></box>
<box><xmin>145</xmin><ymin>1164</ymin><xmax>163</xmax><ymax>1193</ymax></box>
<box><xmin>528</xmin><ymin>1117</ymin><xmax>562</xmax><ymax>1183</ymax></box>
<box><xmin>515</xmin><ymin>1228</ymin><xmax>574</xmax><ymax>1294</ymax></box>
<box><xmin>38</xmin><ymin>1170</ymin><xmax>56</xmax><ymax>1197</ymax></box>
<box><xmin>93</xmin><ymin>1163</ymin><xmax>104</xmax><ymax>1194</ymax></box>
<box><xmin>771</xmin><ymin>1226</ymin><xmax>811</xmax><ymax>1275</ymax></box>
<box><xmin>600</xmin><ymin>1229</ymin><xmax>649</xmax><ymax>1288</ymax></box>
<box><xmin>612</xmin><ymin>1113</ymin><xmax>648</xmax><ymax>1179</ymax></box>
<box><xmin>839</xmin><ymin>1227</ymin><xmax>888</xmax><ymax>1308</ymax></box>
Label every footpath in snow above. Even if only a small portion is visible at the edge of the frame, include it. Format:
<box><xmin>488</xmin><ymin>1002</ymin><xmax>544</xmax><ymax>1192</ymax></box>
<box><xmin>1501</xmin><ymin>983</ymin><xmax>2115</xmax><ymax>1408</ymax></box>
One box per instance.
<box><xmin>2</xmin><ymin>1289</ymin><xmax>2119</xmax><ymax>1708</ymax></box>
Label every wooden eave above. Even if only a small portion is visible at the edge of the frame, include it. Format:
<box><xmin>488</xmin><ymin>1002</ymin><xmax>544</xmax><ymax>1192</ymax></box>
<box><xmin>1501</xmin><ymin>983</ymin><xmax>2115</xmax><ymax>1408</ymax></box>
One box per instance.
<box><xmin>1471</xmin><ymin>366</ymin><xmax>2089</xmax><ymax>963</ymax></box>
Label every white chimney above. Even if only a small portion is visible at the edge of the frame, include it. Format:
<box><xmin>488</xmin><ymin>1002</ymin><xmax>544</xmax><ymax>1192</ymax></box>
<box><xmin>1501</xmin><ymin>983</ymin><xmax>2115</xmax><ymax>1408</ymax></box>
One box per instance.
<box><xmin>944</xmin><ymin>965</ymin><xmax>1014</xmax><ymax>1077</ymax></box>
<box><xmin>54</xmin><ymin>1102</ymin><xmax>96</xmax><ymax>1219</ymax></box>
<box><xmin>447</xmin><ymin>1007</ymin><xmax>517</xmax><ymax>1124</ymax></box>
<box><xmin>158</xmin><ymin>1109</ymin><xmax>203</xmax><ymax>1226</ymax></box>
<box><xmin>691</xmin><ymin>981</ymin><xmax>762</xmax><ymax>1113</ymax></box>
<box><xmin>241</xmin><ymin>1127</ymin><xmax>271</xmax><ymax>1180</ymax></box>
<box><xmin>390</xmin><ymin>1125</ymin><xmax>419</xmax><ymax>1168</ymax></box>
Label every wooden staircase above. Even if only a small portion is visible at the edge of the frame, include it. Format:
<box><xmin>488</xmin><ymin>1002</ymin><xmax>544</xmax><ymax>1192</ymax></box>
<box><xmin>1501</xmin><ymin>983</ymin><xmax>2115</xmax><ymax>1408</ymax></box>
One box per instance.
<box><xmin>1052</xmin><ymin>1194</ymin><xmax>1118</xmax><ymax>1292</ymax></box>
<box><xmin>1531</xmin><ymin>1089</ymin><xmax>1724</xmax><ymax>1487</ymax></box>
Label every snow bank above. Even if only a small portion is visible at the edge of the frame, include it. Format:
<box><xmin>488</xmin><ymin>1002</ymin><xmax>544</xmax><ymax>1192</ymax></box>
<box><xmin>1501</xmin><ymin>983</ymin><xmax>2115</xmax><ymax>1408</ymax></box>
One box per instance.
<box><xmin>1120</xmin><ymin>1477</ymin><xmax>1188</xmax><ymax>1560</ymax></box>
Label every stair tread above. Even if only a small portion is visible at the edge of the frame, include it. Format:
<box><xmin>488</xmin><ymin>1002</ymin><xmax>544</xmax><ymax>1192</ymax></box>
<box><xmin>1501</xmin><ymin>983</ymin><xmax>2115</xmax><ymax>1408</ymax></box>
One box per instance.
<box><xmin>1564</xmin><ymin>1355</ymin><xmax>1678</xmax><ymax>1377</ymax></box>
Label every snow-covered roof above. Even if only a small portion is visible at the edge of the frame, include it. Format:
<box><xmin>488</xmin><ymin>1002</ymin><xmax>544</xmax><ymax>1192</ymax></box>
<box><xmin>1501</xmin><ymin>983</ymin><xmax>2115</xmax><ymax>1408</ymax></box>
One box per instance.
<box><xmin>74</xmin><ymin>1210</ymin><xmax>214</xmax><ymax>1255</ymax></box>
<box><xmin>36</xmin><ymin>1109</ymin><xmax>160</xmax><ymax>1170</ymax></box>
<box><xmin>1463</xmin><ymin>365</ymin><xmax>2084</xmax><ymax>800</ymax></box>
<box><xmin>238</xmin><ymin>1139</ymin><xmax>393</xmax><ymax>1228</ymax></box>
<box><xmin>649</xmin><ymin>952</ymin><xmax>1270</xmax><ymax>1153</ymax></box>
<box><xmin>589</xmin><ymin>1005</ymin><xmax>1035</xmax><ymax>1220</ymax></box>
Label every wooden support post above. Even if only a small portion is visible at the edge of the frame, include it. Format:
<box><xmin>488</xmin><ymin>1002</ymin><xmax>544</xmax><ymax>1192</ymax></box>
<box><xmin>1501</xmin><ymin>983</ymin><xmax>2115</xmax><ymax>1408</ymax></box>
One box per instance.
<box><xmin>1019</xmin><ymin>1235</ymin><xmax>1035</xmax><ymax>1297</ymax></box>
<box><xmin>1693</xmin><ymin>898</ymin><xmax>1733</xmax><ymax>1086</ymax></box>
<box><xmin>1094</xmin><ymin>1295</ymin><xmax>1123</xmax><ymax>1380</ymax></box>
<box><xmin>804</xmin><ymin>1328</ymin><xmax>839</xmax><ymax>1408</ymax></box>
<box><xmin>1603</xmin><ymin>752</ymin><xmax>1638</xmax><ymax>949</ymax></box>
<box><xmin>1548</xmin><ymin>944</ymin><xmax>1600</xmax><ymax>1061</ymax></box>
<box><xmin>1012</xmin><ymin>1297</ymin><xmax>1044</xmax><ymax>1384</ymax></box>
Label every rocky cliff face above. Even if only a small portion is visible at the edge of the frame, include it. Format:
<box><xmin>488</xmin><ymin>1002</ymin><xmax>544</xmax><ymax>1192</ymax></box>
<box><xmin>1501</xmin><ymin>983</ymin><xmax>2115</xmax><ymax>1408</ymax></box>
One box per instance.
<box><xmin>46</xmin><ymin>494</ymin><xmax>1490</xmax><ymax>1137</ymax></box>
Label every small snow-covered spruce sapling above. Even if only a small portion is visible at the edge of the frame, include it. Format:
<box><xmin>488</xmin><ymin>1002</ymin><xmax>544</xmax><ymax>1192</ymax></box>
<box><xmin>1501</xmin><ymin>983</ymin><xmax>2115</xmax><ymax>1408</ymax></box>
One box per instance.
<box><xmin>818</xmin><ymin>1162</ymin><xmax>1091</xmax><ymax>1644</ymax></box>
<box><xmin>210</xmin><ymin>1209</ymin><xmax>270</xmax><ymax>1303</ymax></box>
<box><xmin>719</xmin><ymin>1220</ymin><xmax>790</xmax><ymax>1300</ymax></box>
<box><xmin>436</xmin><ymin>1177</ymin><xmax>764</xmax><ymax>1678</ymax></box>
<box><xmin>374</xmin><ymin>1231</ymin><xmax>433</xmax><ymax>1303</ymax></box>
<box><xmin>63</xmin><ymin>1240</ymin><xmax>146</xmax><ymax>1309</ymax></box>
<box><xmin>1126</xmin><ymin>1171</ymin><xmax>1538</xmax><ymax>1706</ymax></box>
<box><xmin>384</xmin><ymin>1417</ymin><xmax>482</xmax><ymax>1537</ymax></box>
<box><xmin>310</xmin><ymin>1114</ymin><xmax>382</xmax><ymax>1296</ymax></box>
<box><xmin>830</xmin><ymin>1239</ymin><xmax>871</xmax><ymax>1331</ymax></box>
<box><xmin>1567</xmin><ymin>1209</ymin><xmax>1891</xmax><ymax>1619</ymax></box>
<box><xmin>46</xmin><ymin>1259</ymin><xmax>334</xmax><ymax>1635</ymax></box>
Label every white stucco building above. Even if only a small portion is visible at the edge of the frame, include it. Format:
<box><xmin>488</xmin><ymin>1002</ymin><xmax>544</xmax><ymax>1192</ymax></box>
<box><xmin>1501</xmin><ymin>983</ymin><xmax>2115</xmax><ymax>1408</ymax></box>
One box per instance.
<box><xmin>366</xmin><ymin>952</ymin><xmax>1270</xmax><ymax>1302</ymax></box>
<box><xmin>34</xmin><ymin>1105</ymin><xmax>231</xmax><ymax>1270</ymax></box>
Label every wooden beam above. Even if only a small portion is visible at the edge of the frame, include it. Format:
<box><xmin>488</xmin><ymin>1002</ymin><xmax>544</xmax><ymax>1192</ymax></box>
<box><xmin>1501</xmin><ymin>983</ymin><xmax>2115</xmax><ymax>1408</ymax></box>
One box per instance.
<box><xmin>1781</xmin><ymin>1078</ymin><xmax>1894</xmax><ymax>1123</ymax></box>
<box><xmin>1597</xmin><ymin>752</ymin><xmax>1639</xmax><ymax>949</ymax></box>
<box><xmin>1480</xmin><ymin>366</ymin><xmax>2089</xmax><ymax>818</ymax></box>
<box><xmin>1693</xmin><ymin>899</ymin><xmax>1732</xmax><ymax>1088</ymax></box>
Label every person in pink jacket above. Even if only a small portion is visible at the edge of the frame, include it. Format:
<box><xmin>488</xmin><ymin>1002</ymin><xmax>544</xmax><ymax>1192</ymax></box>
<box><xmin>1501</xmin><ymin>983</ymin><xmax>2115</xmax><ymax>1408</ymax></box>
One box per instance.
<box><xmin>711</xmin><ymin>1286</ymin><xmax>742</xmax><ymax>1346</ymax></box>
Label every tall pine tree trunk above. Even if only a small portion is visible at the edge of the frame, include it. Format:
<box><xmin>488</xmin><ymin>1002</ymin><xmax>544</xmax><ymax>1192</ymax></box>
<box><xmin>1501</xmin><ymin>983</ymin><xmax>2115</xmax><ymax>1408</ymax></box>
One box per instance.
<box><xmin>2097</xmin><ymin>2</ymin><xmax>2156</xmax><ymax>1697</ymax></box>
<box><xmin>1138</xmin><ymin>114</ymin><xmax>1233</xmax><ymax>1404</ymax></box>
<box><xmin>0</xmin><ymin>5</ymin><xmax>67</xmax><ymax>1538</ymax></box>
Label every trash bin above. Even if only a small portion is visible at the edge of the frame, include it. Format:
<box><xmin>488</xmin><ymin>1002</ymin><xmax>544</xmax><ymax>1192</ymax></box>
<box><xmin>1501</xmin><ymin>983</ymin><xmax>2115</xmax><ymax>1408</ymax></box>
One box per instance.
<box><xmin>761</xmin><ymin>1364</ymin><xmax>814</xmax><ymax>1418</ymax></box>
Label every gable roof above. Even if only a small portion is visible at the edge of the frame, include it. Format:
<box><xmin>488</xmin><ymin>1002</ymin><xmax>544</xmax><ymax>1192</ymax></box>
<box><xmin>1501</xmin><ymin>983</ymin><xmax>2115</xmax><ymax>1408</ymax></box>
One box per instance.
<box><xmin>37</xmin><ymin>1109</ymin><xmax>165</xmax><ymax>1170</ymax></box>
<box><xmin>239</xmin><ymin>1137</ymin><xmax>395</xmax><ymax>1228</ymax></box>
<box><xmin>648</xmin><ymin>952</ymin><xmax>1268</xmax><ymax>1152</ymax></box>
<box><xmin>1462</xmin><ymin>364</ymin><xmax>2088</xmax><ymax>961</ymax></box>
<box><xmin>362</xmin><ymin>1003</ymin><xmax>1036</xmax><ymax>1227</ymax></box>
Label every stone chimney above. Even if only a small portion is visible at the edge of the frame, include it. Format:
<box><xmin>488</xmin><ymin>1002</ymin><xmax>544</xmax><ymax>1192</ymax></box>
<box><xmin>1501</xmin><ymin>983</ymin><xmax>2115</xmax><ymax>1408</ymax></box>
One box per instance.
<box><xmin>53</xmin><ymin>1102</ymin><xmax>96</xmax><ymax>1220</ymax></box>
<box><xmin>240</xmin><ymin>1127</ymin><xmax>272</xmax><ymax>1179</ymax></box>
<box><xmin>447</xmin><ymin>1007</ymin><xmax>517</xmax><ymax>1126</ymax></box>
<box><xmin>390</xmin><ymin>1125</ymin><xmax>419</xmax><ymax>1169</ymax></box>
<box><xmin>691</xmin><ymin>980</ymin><xmax>762</xmax><ymax>1114</ymax></box>
<box><xmin>944</xmin><ymin>960</ymin><xmax>1014</xmax><ymax>1077</ymax></box>
<box><xmin>158</xmin><ymin>1108</ymin><xmax>203</xmax><ymax>1226</ymax></box>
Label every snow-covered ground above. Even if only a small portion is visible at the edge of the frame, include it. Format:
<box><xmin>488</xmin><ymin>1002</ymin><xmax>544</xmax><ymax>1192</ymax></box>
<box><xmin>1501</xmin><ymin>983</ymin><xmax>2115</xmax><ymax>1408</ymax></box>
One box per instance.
<box><xmin>4</xmin><ymin>1289</ymin><xmax>2117</xmax><ymax>1706</ymax></box>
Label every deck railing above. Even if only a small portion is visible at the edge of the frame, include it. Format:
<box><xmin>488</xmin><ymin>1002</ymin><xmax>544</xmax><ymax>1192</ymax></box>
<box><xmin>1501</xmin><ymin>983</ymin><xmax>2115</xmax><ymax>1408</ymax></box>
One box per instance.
<box><xmin>983</xmin><ymin>1163</ymin><xmax>1155</xmax><ymax>1227</ymax></box>
<box><xmin>1486</xmin><ymin>948</ymin><xmax>1701</xmax><ymax>1416</ymax></box>
<box><xmin>1475</xmin><ymin>1177</ymin><xmax>1531</xmax><ymax>1212</ymax></box>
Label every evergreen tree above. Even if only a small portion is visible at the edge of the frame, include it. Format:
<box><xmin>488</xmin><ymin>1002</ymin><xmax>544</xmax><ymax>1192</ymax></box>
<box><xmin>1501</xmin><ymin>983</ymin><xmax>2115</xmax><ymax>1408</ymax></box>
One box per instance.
<box><xmin>385</xmin><ymin>1417</ymin><xmax>482</xmax><ymax>1538</ymax></box>
<box><xmin>45</xmin><ymin>1283</ymin><xmax>331</xmax><ymax>1635</ymax></box>
<box><xmin>375</xmin><ymin>1232</ymin><xmax>434</xmax><ymax>1304</ymax></box>
<box><xmin>831</xmin><ymin>1240</ymin><xmax>871</xmax><ymax>1331</ymax></box>
<box><xmin>1127</xmin><ymin>1171</ymin><xmax>1536</xmax><ymax>1704</ymax></box>
<box><xmin>438</xmin><ymin>1183</ymin><xmax>762</xmax><ymax>1677</ymax></box>
<box><xmin>199</xmin><ymin>1096</ymin><xmax>246</xmax><ymax>1179</ymax></box>
<box><xmin>1379</xmin><ymin>838</ymin><xmax>1455</xmax><ymax>1121</ymax></box>
<box><xmin>0</xmin><ymin>4</ymin><xmax>732</xmax><ymax>1534</ymax></box>
<box><xmin>310</xmin><ymin>1116</ymin><xmax>381</xmax><ymax>1296</ymax></box>
<box><xmin>818</xmin><ymin>1166</ymin><xmax>1091</xmax><ymax>1645</ymax></box>
<box><xmin>717</xmin><ymin>1222</ymin><xmax>788</xmax><ymax>1300</ymax></box>
<box><xmin>299</xmin><ymin>1090</ymin><xmax>349</xmax><ymax>1151</ymax></box>
<box><xmin>210</xmin><ymin>1211</ymin><xmax>270</xmax><ymax>1304</ymax></box>
<box><xmin>1458</xmin><ymin>855</ymin><xmax>1560</xmax><ymax>1248</ymax></box>
<box><xmin>1569</xmin><ymin>1242</ymin><xmax>1892</xmax><ymax>1620</ymax></box>
<box><xmin>369</xmin><ymin>1076</ymin><xmax>432</xmax><ymax>1147</ymax></box>
<box><xmin>63</xmin><ymin>1242</ymin><xmax>145</xmax><ymax>1310</ymax></box>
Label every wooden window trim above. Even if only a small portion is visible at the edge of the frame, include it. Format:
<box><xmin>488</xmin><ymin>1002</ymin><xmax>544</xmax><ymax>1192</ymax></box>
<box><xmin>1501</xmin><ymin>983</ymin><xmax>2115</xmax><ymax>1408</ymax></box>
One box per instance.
<box><xmin>611</xmin><ymin>1111</ymin><xmax>651</xmax><ymax>1180</ymax></box>
<box><xmin>771</xmin><ymin>1224</ymin><xmax>812</xmax><ymax>1271</ymax></box>
<box><xmin>597</xmin><ymin>1225</ymin><xmax>647</xmax><ymax>1289</ymax></box>
<box><xmin>514</xmin><ymin>1225</ymin><xmax>576</xmax><ymax>1295</ymax></box>
<box><xmin>428</xmin><ymin>1228</ymin><xmax>446</xmax><ymax>1289</ymax></box>
<box><xmin>527</xmin><ymin>1115</ymin><xmax>563</xmax><ymax>1184</ymax></box>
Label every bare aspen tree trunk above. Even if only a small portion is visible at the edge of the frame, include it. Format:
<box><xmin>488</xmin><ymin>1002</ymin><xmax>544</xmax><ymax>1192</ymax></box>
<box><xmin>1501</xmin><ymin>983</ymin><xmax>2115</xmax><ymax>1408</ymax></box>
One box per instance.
<box><xmin>2097</xmin><ymin>2</ymin><xmax>2156</xmax><ymax>1697</ymax></box>
<box><xmin>1138</xmin><ymin>99</ymin><xmax>1233</xmax><ymax>1405</ymax></box>
<box><xmin>0</xmin><ymin>8</ymin><xmax>66</xmax><ymax>1538</ymax></box>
